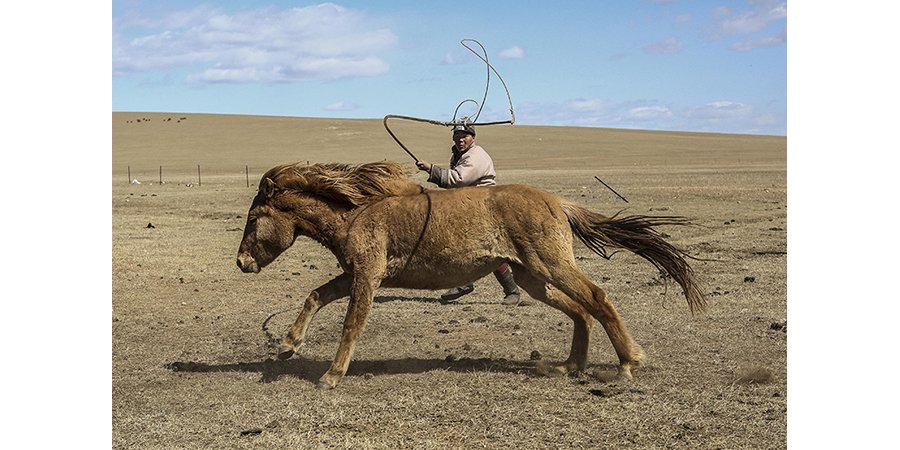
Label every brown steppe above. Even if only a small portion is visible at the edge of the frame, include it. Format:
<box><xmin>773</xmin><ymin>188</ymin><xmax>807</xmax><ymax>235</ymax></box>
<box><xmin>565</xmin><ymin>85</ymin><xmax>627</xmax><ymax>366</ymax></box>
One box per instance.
<box><xmin>112</xmin><ymin>112</ymin><xmax>787</xmax><ymax>449</ymax></box>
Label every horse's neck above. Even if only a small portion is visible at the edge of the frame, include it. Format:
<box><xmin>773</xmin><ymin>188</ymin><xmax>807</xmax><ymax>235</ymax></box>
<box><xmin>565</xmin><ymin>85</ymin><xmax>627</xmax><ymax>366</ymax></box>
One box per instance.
<box><xmin>288</xmin><ymin>195</ymin><xmax>348</xmax><ymax>248</ymax></box>
<box><xmin>289</xmin><ymin>180</ymin><xmax>422</xmax><ymax>248</ymax></box>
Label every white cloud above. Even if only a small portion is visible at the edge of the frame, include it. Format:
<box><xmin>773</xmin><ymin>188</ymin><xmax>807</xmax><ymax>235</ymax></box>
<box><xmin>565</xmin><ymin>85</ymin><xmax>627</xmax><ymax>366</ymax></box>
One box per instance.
<box><xmin>731</xmin><ymin>25</ymin><xmax>786</xmax><ymax>51</ymax></box>
<box><xmin>705</xmin><ymin>0</ymin><xmax>787</xmax><ymax>42</ymax></box>
<box><xmin>755</xmin><ymin>113</ymin><xmax>778</xmax><ymax>126</ymax></box>
<box><xmin>512</xmin><ymin>99</ymin><xmax>609</xmax><ymax>126</ymax></box>
<box><xmin>507</xmin><ymin>98</ymin><xmax>783</xmax><ymax>135</ymax></box>
<box><xmin>325</xmin><ymin>102</ymin><xmax>360</xmax><ymax>111</ymax></box>
<box><xmin>626</xmin><ymin>106</ymin><xmax>673</xmax><ymax>121</ymax></box>
<box><xmin>515</xmin><ymin>99</ymin><xmax>672</xmax><ymax>128</ymax></box>
<box><xmin>569</xmin><ymin>99</ymin><xmax>606</xmax><ymax>112</ymax></box>
<box><xmin>674</xmin><ymin>13</ymin><xmax>692</xmax><ymax>26</ymax></box>
<box><xmin>185</xmin><ymin>67</ymin><xmax>261</xmax><ymax>84</ymax></box>
<box><xmin>440</xmin><ymin>51</ymin><xmax>459</xmax><ymax>66</ymax></box>
<box><xmin>269</xmin><ymin>57</ymin><xmax>390</xmax><ymax>82</ymax></box>
<box><xmin>709</xmin><ymin>6</ymin><xmax>732</xmax><ymax>17</ymax></box>
<box><xmin>113</xmin><ymin>4</ymin><xmax>397</xmax><ymax>83</ymax></box>
<box><xmin>685</xmin><ymin>101</ymin><xmax>754</xmax><ymax>120</ymax></box>
<box><xmin>113</xmin><ymin>4</ymin><xmax>222</xmax><ymax>32</ymax></box>
<box><xmin>498</xmin><ymin>46</ymin><xmax>525</xmax><ymax>59</ymax></box>
<box><xmin>642</xmin><ymin>36</ymin><xmax>686</xmax><ymax>54</ymax></box>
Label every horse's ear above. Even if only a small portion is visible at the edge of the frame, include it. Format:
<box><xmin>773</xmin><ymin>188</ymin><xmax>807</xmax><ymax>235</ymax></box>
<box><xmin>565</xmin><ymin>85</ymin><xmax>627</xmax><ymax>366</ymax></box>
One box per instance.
<box><xmin>262</xmin><ymin>178</ymin><xmax>276</xmax><ymax>199</ymax></box>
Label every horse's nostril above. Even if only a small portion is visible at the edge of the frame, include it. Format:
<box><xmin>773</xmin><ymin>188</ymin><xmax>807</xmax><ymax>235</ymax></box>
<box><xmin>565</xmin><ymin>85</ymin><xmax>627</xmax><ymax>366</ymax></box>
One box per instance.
<box><xmin>237</xmin><ymin>255</ymin><xmax>259</xmax><ymax>273</ymax></box>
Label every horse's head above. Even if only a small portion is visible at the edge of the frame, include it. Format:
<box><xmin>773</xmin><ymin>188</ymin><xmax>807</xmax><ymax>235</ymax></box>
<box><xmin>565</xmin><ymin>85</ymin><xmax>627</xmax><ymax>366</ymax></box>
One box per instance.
<box><xmin>236</xmin><ymin>177</ymin><xmax>299</xmax><ymax>273</ymax></box>
<box><xmin>236</xmin><ymin>160</ymin><xmax>419</xmax><ymax>273</ymax></box>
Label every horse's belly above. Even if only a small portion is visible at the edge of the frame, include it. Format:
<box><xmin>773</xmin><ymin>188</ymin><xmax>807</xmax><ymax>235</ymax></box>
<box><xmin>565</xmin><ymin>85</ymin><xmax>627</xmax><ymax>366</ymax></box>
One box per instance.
<box><xmin>381</xmin><ymin>253</ymin><xmax>507</xmax><ymax>290</ymax></box>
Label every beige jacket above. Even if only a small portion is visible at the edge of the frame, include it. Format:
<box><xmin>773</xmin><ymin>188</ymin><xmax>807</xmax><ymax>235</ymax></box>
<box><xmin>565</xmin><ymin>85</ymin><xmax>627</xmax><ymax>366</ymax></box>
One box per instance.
<box><xmin>427</xmin><ymin>144</ymin><xmax>496</xmax><ymax>188</ymax></box>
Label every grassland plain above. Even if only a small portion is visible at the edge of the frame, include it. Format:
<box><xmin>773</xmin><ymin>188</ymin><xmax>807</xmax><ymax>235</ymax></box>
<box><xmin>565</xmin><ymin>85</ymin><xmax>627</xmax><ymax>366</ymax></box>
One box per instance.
<box><xmin>112</xmin><ymin>112</ymin><xmax>787</xmax><ymax>449</ymax></box>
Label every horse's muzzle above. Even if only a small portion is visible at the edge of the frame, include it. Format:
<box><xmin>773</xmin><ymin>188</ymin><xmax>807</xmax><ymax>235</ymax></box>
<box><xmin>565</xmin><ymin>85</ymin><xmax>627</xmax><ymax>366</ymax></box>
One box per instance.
<box><xmin>236</xmin><ymin>254</ymin><xmax>260</xmax><ymax>273</ymax></box>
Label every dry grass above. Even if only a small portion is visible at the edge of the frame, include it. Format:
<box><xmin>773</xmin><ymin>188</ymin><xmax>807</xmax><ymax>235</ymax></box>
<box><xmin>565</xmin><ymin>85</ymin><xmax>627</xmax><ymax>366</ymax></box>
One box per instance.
<box><xmin>112</xmin><ymin>112</ymin><xmax>786</xmax><ymax>449</ymax></box>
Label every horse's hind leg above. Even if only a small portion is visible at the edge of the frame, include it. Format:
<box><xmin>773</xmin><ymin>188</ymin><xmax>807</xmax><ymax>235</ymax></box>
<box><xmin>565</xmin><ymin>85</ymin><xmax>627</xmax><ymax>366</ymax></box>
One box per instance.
<box><xmin>508</xmin><ymin>263</ymin><xmax>593</xmax><ymax>376</ymax></box>
<box><xmin>590</xmin><ymin>285</ymin><xmax>646</xmax><ymax>379</ymax></box>
<box><xmin>548</xmin><ymin>266</ymin><xmax>646</xmax><ymax>379</ymax></box>
<box><xmin>279</xmin><ymin>273</ymin><xmax>352</xmax><ymax>360</ymax></box>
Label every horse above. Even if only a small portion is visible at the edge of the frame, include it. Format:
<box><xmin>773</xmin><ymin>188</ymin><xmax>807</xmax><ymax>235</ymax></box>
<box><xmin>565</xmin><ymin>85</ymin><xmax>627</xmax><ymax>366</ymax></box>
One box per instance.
<box><xmin>236</xmin><ymin>160</ymin><xmax>705</xmax><ymax>389</ymax></box>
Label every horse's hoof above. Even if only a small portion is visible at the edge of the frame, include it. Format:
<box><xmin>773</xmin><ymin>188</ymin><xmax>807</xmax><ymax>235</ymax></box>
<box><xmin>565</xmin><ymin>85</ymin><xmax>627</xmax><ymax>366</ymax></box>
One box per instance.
<box><xmin>277</xmin><ymin>345</ymin><xmax>295</xmax><ymax>360</ymax></box>
<box><xmin>535</xmin><ymin>361</ymin><xmax>570</xmax><ymax>377</ymax></box>
<box><xmin>315</xmin><ymin>380</ymin><xmax>334</xmax><ymax>390</ymax></box>
<box><xmin>617</xmin><ymin>365</ymin><xmax>634</xmax><ymax>381</ymax></box>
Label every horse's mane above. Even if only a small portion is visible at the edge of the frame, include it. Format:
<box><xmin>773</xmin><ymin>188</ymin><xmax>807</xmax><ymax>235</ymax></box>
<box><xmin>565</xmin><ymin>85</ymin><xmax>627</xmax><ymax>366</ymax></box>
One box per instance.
<box><xmin>262</xmin><ymin>160</ymin><xmax>420</xmax><ymax>206</ymax></box>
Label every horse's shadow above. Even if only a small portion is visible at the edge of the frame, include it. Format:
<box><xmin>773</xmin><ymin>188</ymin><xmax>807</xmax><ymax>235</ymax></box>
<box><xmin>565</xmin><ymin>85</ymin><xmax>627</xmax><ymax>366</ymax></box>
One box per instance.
<box><xmin>373</xmin><ymin>294</ymin><xmax>525</xmax><ymax>306</ymax></box>
<box><xmin>164</xmin><ymin>355</ymin><xmax>541</xmax><ymax>384</ymax></box>
<box><xmin>373</xmin><ymin>294</ymin><xmax>443</xmax><ymax>304</ymax></box>
<box><xmin>173</xmin><ymin>295</ymin><xmax>621</xmax><ymax>385</ymax></box>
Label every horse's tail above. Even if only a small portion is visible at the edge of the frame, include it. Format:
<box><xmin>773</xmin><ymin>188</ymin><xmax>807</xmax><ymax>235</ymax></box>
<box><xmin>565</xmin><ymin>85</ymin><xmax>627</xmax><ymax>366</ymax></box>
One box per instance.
<box><xmin>562</xmin><ymin>203</ymin><xmax>707</xmax><ymax>315</ymax></box>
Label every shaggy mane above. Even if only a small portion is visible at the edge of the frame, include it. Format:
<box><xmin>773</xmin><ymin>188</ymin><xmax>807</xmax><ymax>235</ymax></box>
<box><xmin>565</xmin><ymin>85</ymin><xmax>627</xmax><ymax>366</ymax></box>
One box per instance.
<box><xmin>262</xmin><ymin>161</ymin><xmax>419</xmax><ymax>206</ymax></box>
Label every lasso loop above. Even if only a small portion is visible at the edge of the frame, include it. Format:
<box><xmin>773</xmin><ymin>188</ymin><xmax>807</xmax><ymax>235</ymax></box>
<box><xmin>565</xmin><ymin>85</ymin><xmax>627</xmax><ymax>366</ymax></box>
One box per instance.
<box><xmin>452</xmin><ymin>99</ymin><xmax>480</xmax><ymax>124</ymax></box>
<box><xmin>384</xmin><ymin>39</ymin><xmax>515</xmax><ymax>162</ymax></box>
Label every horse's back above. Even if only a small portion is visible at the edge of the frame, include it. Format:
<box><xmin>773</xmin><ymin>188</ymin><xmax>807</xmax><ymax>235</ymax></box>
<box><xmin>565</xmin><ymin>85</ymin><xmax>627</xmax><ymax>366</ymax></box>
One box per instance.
<box><xmin>418</xmin><ymin>183</ymin><xmax>572</xmax><ymax>253</ymax></box>
<box><xmin>423</xmin><ymin>183</ymin><xmax>563</xmax><ymax>209</ymax></box>
<box><xmin>411</xmin><ymin>184</ymin><xmax>567</xmax><ymax>229</ymax></box>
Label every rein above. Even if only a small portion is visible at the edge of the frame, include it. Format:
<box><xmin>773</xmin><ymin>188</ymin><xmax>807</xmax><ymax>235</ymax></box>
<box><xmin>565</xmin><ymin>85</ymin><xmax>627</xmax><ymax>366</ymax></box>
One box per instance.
<box><xmin>383</xmin><ymin>39</ymin><xmax>516</xmax><ymax>162</ymax></box>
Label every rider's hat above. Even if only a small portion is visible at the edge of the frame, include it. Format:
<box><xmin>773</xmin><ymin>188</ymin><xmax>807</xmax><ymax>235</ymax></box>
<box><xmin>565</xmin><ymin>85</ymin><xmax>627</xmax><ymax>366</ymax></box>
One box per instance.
<box><xmin>451</xmin><ymin>124</ymin><xmax>476</xmax><ymax>136</ymax></box>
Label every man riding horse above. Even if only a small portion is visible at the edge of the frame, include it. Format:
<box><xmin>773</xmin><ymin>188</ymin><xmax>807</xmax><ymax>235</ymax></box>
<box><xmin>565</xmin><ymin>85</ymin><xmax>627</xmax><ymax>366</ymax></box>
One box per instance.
<box><xmin>415</xmin><ymin>124</ymin><xmax>521</xmax><ymax>305</ymax></box>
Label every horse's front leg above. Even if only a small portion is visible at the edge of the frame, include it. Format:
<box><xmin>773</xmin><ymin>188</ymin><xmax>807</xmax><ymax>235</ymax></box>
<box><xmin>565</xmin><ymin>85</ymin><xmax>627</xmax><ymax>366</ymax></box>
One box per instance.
<box><xmin>278</xmin><ymin>273</ymin><xmax>352</xmax><ymax>360</ymax></box>
<box><xmin>316</xmin><ymin>276</ymin><xmax>377</xmax><ymax>390</ymax></box>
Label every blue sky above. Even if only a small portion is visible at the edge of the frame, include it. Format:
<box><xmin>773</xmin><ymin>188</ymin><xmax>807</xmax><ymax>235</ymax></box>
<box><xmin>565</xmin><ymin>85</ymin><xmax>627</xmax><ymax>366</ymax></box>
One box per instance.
<box><xmin>112</xmin><ymin>0</ymin><xmax>787</xmax><ymax>135</ymax></box>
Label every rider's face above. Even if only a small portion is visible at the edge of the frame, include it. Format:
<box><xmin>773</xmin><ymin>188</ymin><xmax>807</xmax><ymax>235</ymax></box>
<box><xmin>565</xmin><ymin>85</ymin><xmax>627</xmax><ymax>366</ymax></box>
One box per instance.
<box><xmin>453</xmin><ymin>132</ymin><xmax>475</xmax><ymax>150</ymax></box>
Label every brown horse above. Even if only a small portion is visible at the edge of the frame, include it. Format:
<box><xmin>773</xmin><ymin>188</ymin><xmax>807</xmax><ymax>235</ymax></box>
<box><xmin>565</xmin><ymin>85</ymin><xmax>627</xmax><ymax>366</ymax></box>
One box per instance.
<box><xmin>237</xmin><ymin>161</ymin><xmax>705</xmax><ymax>389</ymax></box>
